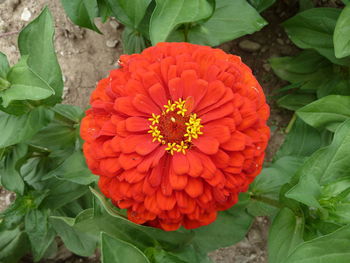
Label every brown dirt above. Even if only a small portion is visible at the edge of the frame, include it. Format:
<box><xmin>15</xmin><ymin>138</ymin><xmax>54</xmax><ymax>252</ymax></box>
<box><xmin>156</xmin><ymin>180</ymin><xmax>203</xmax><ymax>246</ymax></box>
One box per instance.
<box><xmin>0</xmin><ymin>0</ymin><xmax>305</xmax><ymax>262</ymax></box>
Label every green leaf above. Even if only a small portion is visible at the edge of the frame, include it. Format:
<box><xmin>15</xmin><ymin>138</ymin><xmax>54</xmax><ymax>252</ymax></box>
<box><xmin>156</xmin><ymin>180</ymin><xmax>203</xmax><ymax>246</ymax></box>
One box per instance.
<box><xmin>269</xmin><ymin>50</ymin><xmax>330</xmax><ymax>84</ymax></box>
<box><xmin>50</xmin><ymin>215</ymin><xmax>97</xmax><ymax>257</ymax></box>
<box><xmin>25</xmin><ymin>209</ymin><xmax>55</xmax><ymax>262</ymax></box>
<box><xmin>285</xmin><ymin>224</ymin><xmax>350</xmax><ymax>263</ymax></box>
<box><xmin>0</xmin><ymin>52</ymin><xmax>10</xmax><ymax>79</ymax></box>
<box><xmin>283</xmin><ymin>8</ymin><xmax>350</xmax><ymax>66</ymax></box>
<box><xmin>277</xmin><ymin>93</ymin><xmax>316</xmax><ymax>111</ymax></box>
<box><xmin>28</xmin><ymin>120</ymin><xmax>77</xmax><ymax>151</ymax></box>
<box><xmin>2</xmin><ymin>56</ymin><xmax>55</xmax><ymax>107</ymax></box>
<box><xmin>47</xmin><ymin>150</ymin><xmax>97</xmax><ymax>185</ymax></box>
<box><xmin>0</xmin><ymin>227</ymin><xmax>30</xmax><ymax>263</ymax></box>
<box><xmin>118</xmin><ymin>0</ymin><xmax>151</xmax><ymax>28</ymax></box>
<box><xmin>52</xmin><ymin>104</ymin><xmax>84</xmax><ymax>123</ymax></box>
<box><xmin>191</xmin><ymin>197</ymin><xmax>253</xmax><ymax>253</ymax></box>
<box><xmin>248</xmin><ymin>157</ymin><xmax>304</xmax><ymax>216</ymax></box>
<box><xmin>0</xmin><ymin>106</ymin><xmax>54</xmax><ymax>148</ymax></box>
<box><xmin>0</xmin><ymin>144</ymin><xmax>28</xmax><ymax>194</ymax></box>
<box><xmin>276</xmin><ymin>118</ymin><xmax>332</xmax><ymax>159</ymax></box>
<box><xmin>268</xmin><ymin>208</ymin><xmax>304</xmax><ymax>263</ymax></box>
<box><xmin>297</xmin><ymin>95</ymin><xmax>350</xmax><ymax>132</ymax></box>
<box><xmin>187</xmin><ymin>0</ymin><xmax>267</xmax><ymax>46</ymax></box>
<box><xmin>286</xmin><ymin>119</ymin><xmax>350</xmax><ymax>207</ymax></box>
<box><xmin>334</xmin><ymin>5</ymin><xmax>350</xmax><ymax>58</ymax></box>
<box><xmin>18</xmin><ymin>7</ymin><xmax>63</xmax><ymax>105</ymax></box>
<box><xmin>101</xmin><ymin>232</ymin><xmax>150</xmax><ymax>263</ymax></box>
<box><xmin>60</xmin><ymin>0</ymin><xmax>100</xmax><ymax>32</ymax></box>
<box><xmin>299</xmin><ymin>0</ymin><xmax>314</xmax><ymax>11</ymax></box>
<box><xmin>122</xmin><ymin>27</ymin><xmax>148</xmax><ymax>54</ymax></box>
<box><xmin>150</xmin><ymin>0</ymin><xmax>213</xmax><ymax>44</ymax></box>
<box><xmin>90</xmin><ymin>188</ymin><xmax>194</xmax><ymax>250</ymax></box>
<box><xmin>248</xmin><ymin>0</ymin><xmax>276</xmax><ymax>12</ymax></box>
<box><xmin>41</xmin><ymin>179</ymin><xmax>89</xmax><ymax>210</ymax></box>
<box><xmin>97</xmin><ymin>0</ymin><xmax>112</xmax><ymax>23</ymax></box>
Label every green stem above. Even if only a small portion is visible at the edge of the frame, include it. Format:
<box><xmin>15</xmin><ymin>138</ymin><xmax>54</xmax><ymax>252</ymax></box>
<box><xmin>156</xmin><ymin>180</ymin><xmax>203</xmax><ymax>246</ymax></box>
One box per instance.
<box><xmin>285</xmin><ymin>113</ymin><xmax>297</xmax><ymax>134</ymax></box>
<box><xmin>183</xmin><ymin>23</ymin><xmax>190</xmax><ymax>42</ymax></box>
<box><xmin>250</xmin><ymin>195</ymin><xmax>282</xmax><ymax>209</ymax></box>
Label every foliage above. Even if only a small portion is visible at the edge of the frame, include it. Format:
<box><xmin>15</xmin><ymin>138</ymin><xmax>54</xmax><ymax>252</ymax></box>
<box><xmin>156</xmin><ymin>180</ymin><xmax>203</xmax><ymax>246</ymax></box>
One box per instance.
<box><xmin>1</xmin><ymin>1</ymin><xmax>350</xmax><ymax>263</ymax></box>
<box><xmin>61</xmin><ymin>0</ymin><xmax>268</xmax><ymax>54</ymax></box>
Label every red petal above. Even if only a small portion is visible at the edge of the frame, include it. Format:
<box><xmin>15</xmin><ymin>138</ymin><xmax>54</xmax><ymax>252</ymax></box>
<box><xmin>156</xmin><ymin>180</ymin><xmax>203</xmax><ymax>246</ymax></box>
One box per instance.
<box><xmin>211</xmin><ymin>150</ymin><xmax>230</xmax><ymax>168</ymax></box>
<box><xmin>156</xmin><ymin>191</ymin><xmax>176</xmax><ymax>211</ymax></box>
<box><xmin>100</xmin><ymin>158</ymin><xmax>121</xmax><ymax>176</ymax></box>
<box><xmin>119</xmin><ymin>153</ymin><xmax>143</xmax><ymax>170</ymax></box>
<box><xmin>148</xmin><ymin>83</ymin><xmax>167</xmax><ymax>108</ymax></box>
<box><xmin>195</xmin><ymin>80</ymin><xmax>226</xmax><ymax>111</ymax></box>
<box><xmin>144</xmin><ymin>195</ymin><xmax>161</xmax><ymax>214</ymax></box>
<box><xmin>202</xmin><ymin>124</ymin><xmax>231</xmax><ymax>144</ymax></box>
<box><xmin>136</xmin><ymin>138</ymin><xmax>160</xmax><ymax>156</ymax></box>
<box><xmin>137</xmin><ymin>146</ymin><xmax>166</xmax><ymax>173</ymax></box>
<box><xmin>169</xmin><ymin>167</ymin><xmax>188</xmax><ymax>190</ymax></box>
<box><xmin>172</xmin><ymin>153</ymin><xmax>189</xmax><ymax>175</ymax></box>
<box><xmin>185</xmin><ymin>177</ymin><xmax>203</xmax><ymax>198</ymax></box>
<box><xmin>193</xmin><ymin>136</ymin><xmax>219</xmax><ymax>155</ymax></box>
<box><xmin>133</xmin><ymin>94</ymin><xmax>161</xmax><ymax>115</ymax></box>
<box><xmin>168</xmin><ymin>78</ymin><xmax>182</xmax><ymax>101</ymax></box>
<box><xmin>221</xmin><ymin>131</ymin><xmax>246</xmax><ymax>151</ymax></box>
<box><xmin>201</xmin><ymin>102</ymin><xmax>234</xmax><ymax>124</ymax></box>
<box><xmin>125</xmin><ymin>117</ymin><xmax>150</xmax><ymax>132</ymax></box>
<box><xmin>114</xmin><ymin>97</ymin><xmax>146</xmax><ymax>117</ymax></box>
<box><xmin>120</xmin><ymin>135</ymin><xmax>149</xmax><ymax>153</ymax></box>
<box><xmin>186</xmin><ymin>151</ymin><xmax>203</xmax><ymax>177</ymax></box>
<box><xmin>122</xmin><ymin>169</ymin><xmax>146</xmax><ymax>183</ymax></box>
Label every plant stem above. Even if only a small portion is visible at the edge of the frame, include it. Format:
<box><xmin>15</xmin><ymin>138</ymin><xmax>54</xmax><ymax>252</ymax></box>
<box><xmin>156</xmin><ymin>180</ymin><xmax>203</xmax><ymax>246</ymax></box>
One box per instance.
<box><xmin>285</xmin><ymin>113</ymin><xmax>297</xmax><ymax>134</ymax></box>
<box><xmin>250</xmin><ymin>195</ymin><xmax>282</xmax><ymax>208</ymax></box>
<box><xmin>183</xmin><ymin>23</ymin><xmax>189</xmax><ymax>42</ymax></box>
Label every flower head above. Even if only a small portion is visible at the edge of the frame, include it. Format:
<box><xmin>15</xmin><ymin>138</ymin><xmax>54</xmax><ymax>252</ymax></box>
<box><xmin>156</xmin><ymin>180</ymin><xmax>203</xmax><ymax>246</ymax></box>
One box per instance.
<box><xmin>81</xmin><ymin>42</ymin><xmax>270</xmax><ymax>231</ymax></box>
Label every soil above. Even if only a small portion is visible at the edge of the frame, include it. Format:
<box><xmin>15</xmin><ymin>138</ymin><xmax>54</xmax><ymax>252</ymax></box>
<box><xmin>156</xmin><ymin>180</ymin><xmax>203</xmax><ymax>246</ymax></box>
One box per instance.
<box><xmin>0</xmin><ymin>0</ymin><xmax>333</xmax><ymax>262</ymax></box>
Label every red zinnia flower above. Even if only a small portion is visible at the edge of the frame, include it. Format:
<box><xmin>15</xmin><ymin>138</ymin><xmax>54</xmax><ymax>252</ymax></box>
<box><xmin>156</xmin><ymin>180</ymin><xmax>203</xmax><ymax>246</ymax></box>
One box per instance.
<box><xmin>81</xmin><ymin>42</ymin><xmax>270</xmax><ymax>231</ymax></box>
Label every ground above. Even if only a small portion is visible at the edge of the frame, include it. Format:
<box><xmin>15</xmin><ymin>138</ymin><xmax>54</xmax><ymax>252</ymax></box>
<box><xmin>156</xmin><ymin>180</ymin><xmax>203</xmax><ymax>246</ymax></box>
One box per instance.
<box><xmin>0</xmin><ymin>0</ymin><xmax>334</xmax><ymax>262</ymax></box>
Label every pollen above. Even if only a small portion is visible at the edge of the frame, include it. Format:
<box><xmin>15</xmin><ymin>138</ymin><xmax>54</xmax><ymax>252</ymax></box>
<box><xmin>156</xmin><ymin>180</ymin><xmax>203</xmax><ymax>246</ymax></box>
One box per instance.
<box><xmin>148</xmin><ymin>98</ymin><xmax>203</xmax><ymax>155</ymax></box>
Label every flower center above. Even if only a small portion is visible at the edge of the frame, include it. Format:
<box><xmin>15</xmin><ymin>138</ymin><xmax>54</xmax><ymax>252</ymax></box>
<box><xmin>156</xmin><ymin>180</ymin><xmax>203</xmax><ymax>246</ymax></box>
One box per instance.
<box><xmin>148</xmin><ymin>99</ymin><xmax>203</xmax><ymax>155</ymax></box>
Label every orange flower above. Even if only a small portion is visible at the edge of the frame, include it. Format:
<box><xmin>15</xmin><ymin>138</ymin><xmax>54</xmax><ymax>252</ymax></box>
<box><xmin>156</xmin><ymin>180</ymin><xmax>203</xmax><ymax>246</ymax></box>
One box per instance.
<box><xmin>81</xmin><ymin>42</ymin><xmax>270</xmax><ymax>231</ymax></box>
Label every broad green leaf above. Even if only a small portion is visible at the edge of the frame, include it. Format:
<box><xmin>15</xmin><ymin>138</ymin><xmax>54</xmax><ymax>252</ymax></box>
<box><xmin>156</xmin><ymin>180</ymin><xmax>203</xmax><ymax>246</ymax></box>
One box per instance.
<box><xmin>283</xmin><ymin>8</ymin><xmax>350</xmax><ymax>66</ymax></box>
<box><xmin>0</xmin><ymin>227</ymin><xmax>30</xmax><ymax>263</ymax></box>
<box><xmin>248</xmin><ymin>157</ymin><xmax>304</xmax><ymax>216</ymax></box>
<box><xmin>0</xmin><ymin>52</ymin><xmax>10</xmax><ymax>79</ymax></box>
<box><xmin>276</xmin><ymin>118</ymin><xmax>332</xmax><ymax>159</ymax></box>
<box><xmin>250</xmin><ymin>157</ymin><xmax>304</xmax><ymax>198</ymax></box>
<box><xmin>122</xmin><ymin>27</ymin><xmax>148</xmax><ymax>54</ymax></box>
<box><xmin>50</xmin><ymin>216</ymin><xmax>97</xmax><ymax>257</ymax></box>
<box><xmin>191</xmin><ymin>197</ymin><xmax>253</xmax><ymax>252</ymax></box>
<box><xmin>297</xmin><ymin>95</ymin><xmax>350</xmax><ymax>132</ymax></box>
<box><xmin>269</xmin><ymin>50</ymin><xmax>330</xmax><ymax>84</ymax></box>
<box><xmin>0</xmin><ymin>106</ymin><xmax>54</xmax><ymax>148</ymax></box>
<box><xmin>334</xmin><ymin>5</ymin><xmax>350</xmax><ymax>58</ymax></box>
<box><xmin>277</xmin><ymin>93</ymin><xmax>316</xmax><ymax>111</ymax></box>
<box><xmin>319</xmin><ymin>178</ymin><xmax>350</xmax><ymax>224</ymax></box>
<box><xmin>2</xmin><ymin>56</ymin><xmax>55</xmax><ymax>107</ymax></box>
<box><xmin>188</xmin><ymin>0</ymin><xmax>267</xmax><ymax>46</ymax></box>
<box><xmin>25</xmin><ymin>209</ymin><xmax>55</xmax><ymax>262</ymax></box>
<box><xmin>299</xmin><ymin>0</ymin><xmax>314</xmax><ymax>11</ymax></box>
<box><xmin>268</xmin><ymin>208</ymin><xmax>304</xmax><ymax>263</ymax></box>
<box><xmin>41</xmin><ymin>179</ymin><xmax>89</xmax><ymax>210</ymax></box>
<box><xmin>28</xmin><ymin>120</ymin><xmax>78</xmax><ymax>151</ymax></box>
<box><xmin>117</xmin><ymin>0</ymin><xmax>151</xmax><ymax>28</ymax></box>
<box><xmin>18</xmin><ymin>7</ymin><xmax>63</xmax><ymax>105</ymax></box>
<box><xmin>150</xmin><ymin>0</ymin><xmax>213</xmax><ymax>44</ymax></box>
<box><xmin>105</xmin><ymin>0</ymin><xmax>133</xmax><ymax>27</ymax></box>
<box><xmin>285</xmin><ymin>224</ymin><xmax>350</xmax><ymax>263</ymax></box>
<box><xmin>60</xmin><ymin>0</ymin><xmax>100</xmax><ymax>32</ymax></box>
<box><xmin>47</xmin><ymin>150</ymin><xmax>97</xmax><ymax>185</ymax></box>
<box><xmin>90</xmin><ymin>188</ymin><xmax>194</xmax><ymax>250</ymax></box>
<box><xmin>97</xmin><ymin>0</ymin><xmax>112</xmax><ymax>23</ymax></box>
<box><xmin>101</xmin><ymin>232</ymin><xmax>150</xmax><ymax>263</ymax></box>
<box><xmin>286</xmin><ymin>120</ymin><xmax>350</xmax><ymax>206</ymax></box>
<box><xmin>248</xmin><ymin>0</ymin><xmax>276</xmax><ymax>12</ymax></box>
<box><xmin>0</xmin><ymin>144</ymin><xmax>28</xmax><ymax>194</ymax></box>
<box><xmin>52</xmin><ymin>104</ymin><xmax>84</xmax><ymax>123</ymax></box>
